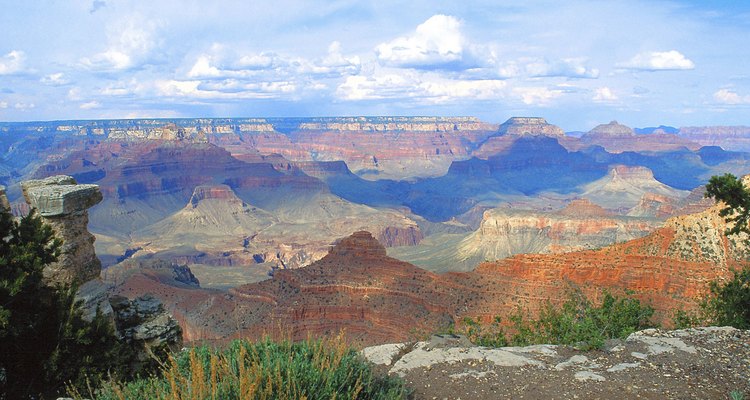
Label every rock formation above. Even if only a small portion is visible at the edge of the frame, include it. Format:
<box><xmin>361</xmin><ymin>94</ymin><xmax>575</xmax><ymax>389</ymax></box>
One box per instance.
<box><xmin>21</xmin><ymin>175</ymin><xmax>103</xmax><ymax>285</ymax></box>
<box><xmin>0</xmin><ymin>185</ymin><xmax>9</xmax><ymax>211</ymax></box>
<box><xmin>498</xmin><ymin>117</ymin><xmax>565</xmax><ymax>137</ymax></box>
<box><xmin>581</xmin><ymin>121</ymin><xmax>700</xmax><ymax>153</ymax></box>
<box><xmin>15</xmin><ymin>175</ymin><xmax>184</xmax><ymax>369</ymax></box>
<box><xmin>109</xmin><ymin>294</ymin><xmax>183</xmax><ymax>369</ymax></box>
<box><xmin>678</xmin><ymin>125</ymin><xmax>750</xmax><ymax>151</ymax></box>
<box><xmin>453</xmin><ymin>199</ymin><xmax>658</xmax><ymax>266</ymax></box>
<box><xmin>580</xmin><ymin>165</ymin><xmax>689</xmax><ymax>211</ymax></box>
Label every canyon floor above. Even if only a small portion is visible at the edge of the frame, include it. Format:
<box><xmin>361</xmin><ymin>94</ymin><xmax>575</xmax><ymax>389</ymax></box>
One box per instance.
<box><xmin>363</xmin><ymin>327</ymin><xmax>750</xmax><ymax>399</ymax></box>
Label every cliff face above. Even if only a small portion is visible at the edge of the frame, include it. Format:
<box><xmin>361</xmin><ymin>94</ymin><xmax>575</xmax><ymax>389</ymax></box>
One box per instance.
<box><xmin>114</xmin><ymin>196</ymin><xmax>746</xmax><ymax>345</ymax></box>
<box><xmin>455</xmin><ymin>199</ymin><xmax>659</xmax><ymax>264</ymax></box>
<box><xmin>679</xmin><ymin>126</ymin><xmax>750</xmax><ymax>152</ymax></box>
<box><xmin>21</xmin><ymin>175</ymin><xmax>103</xmax><ymax>285</ymax></box>
<box><xmin>581</xmin><ymin>121</ymin><xmax>700</xmax><ymax>153</ymax></box>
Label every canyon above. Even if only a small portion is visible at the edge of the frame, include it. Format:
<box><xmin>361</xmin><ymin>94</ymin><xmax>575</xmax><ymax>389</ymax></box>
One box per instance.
<box><xmin>3</xmin><ymin>116</ymin><xmax>750</xmax><ymax>347</ymax></box>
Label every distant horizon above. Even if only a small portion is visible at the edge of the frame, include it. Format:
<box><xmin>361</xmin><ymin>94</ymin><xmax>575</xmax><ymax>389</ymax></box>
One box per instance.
<box><xmin>2</xmin><ymin>114</ymin><xmax>749</xmax><ymax>133</ymax></box>
<box><xmin>2</xmin><ymin>0</ymin><xmax>750</xmax><ymax>131</ymax></box>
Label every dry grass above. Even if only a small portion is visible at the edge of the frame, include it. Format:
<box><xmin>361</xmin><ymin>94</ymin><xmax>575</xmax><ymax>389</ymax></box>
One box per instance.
<box><xmin>88</xmin><ymin>332</ymin><xmax>408</xmax><ymax>400</ymax></box>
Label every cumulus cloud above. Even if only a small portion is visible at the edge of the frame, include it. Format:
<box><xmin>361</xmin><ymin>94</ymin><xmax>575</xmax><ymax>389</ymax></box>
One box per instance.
<box><xmin>40</xmin><ymin>73</ymin><xmax>70</xmax><ymax>86</ymax></box>
<box><xmin>513</xmin><ymin>87</ymin><xmax>563</xmax><ymax>105</ymax></box>
<box><xmin>336</xmin><ymin>71</ymin><xmax>506</xmax><ymax>103</ymax></box>
<box><xmin>80</xmin><ymin>18</ymin><xmax>161</xmax><ymax>71</ymax></box>
<box><xmin>0</xmin><ymin>50</ymin><xmax>26</xmax><ymax>75</ymax></box>
<box><xmin>0</xmin><ymin>101</ymin><xmax>7</xmax><ymax>109</ymax></box>
<box><xmin>525</xmin><ymin>58</ymin><xmax>599</xmax><ymax>79</ymax></box>
<box><xmin>593</xmin><ymin>87</ymin><xmax>618</xmax><ymax>102</ymax></box>
<box><xmin>156</xmin><ymin>79</ymin><xmax>297</xmax><ymax>100</ymax></box>
<box><xmin>619</xmin><ymin>50</ymin><xmax>695</xmax><ymax>71</ymax></box>
<box><xmin>714</xmin><ymin>88</ymin><xmax>750</xmax><ymax>105</ymax></box>
<box><xmin>188</xmin><ymin>42</ymin><xmax>359</xmax><ymax>80</ymax></box>
<box><xmin>80</xmin><ymin>101</ymin><xmax>101</xmax><ymax>109</ymax></box>
<box><xmin>375</xmin><ymin>15</ymin><xmax>467</xmax><ymax>69</ymax></box>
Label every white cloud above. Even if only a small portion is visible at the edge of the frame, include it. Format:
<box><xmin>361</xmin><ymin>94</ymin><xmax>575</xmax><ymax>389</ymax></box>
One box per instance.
<box><xmin>187</xmin><ymin>42</ymin><xmax>359</xmax><ymax>80</ymax></box>
<box><xmin>593</xmin><ymin>87</ymin><xmax>618</xmax><ymax>102</ymax></box>
<box><xmin>40</xmin><ymin>72</ymin><xmax>70</xmax><ymax>86</ymax></box>
<box><xmin>525</xmin><ymin>58</ymin><xmax>599</xmax><ymax>79</ymax></box>
<box><xmin>513</xmin><ymin>87</ymin><xmax>563</xmax><ymax>105</ymax></box>
<box><xmin>0</xmin><ymin>101</ymin><xmax>7</xmax><ymax>109</ymax></box>
<box><xmin>619</xmin><ymin>50</ymin><xmax>695</xmax><ymax>71</ymax></box>
<box><xmin>80</xmin><ymin>101</ymin><xmax>101</xmax><ymax>109</ymax></box>
<box><xmin>80</xmin><ymin>18</ymin><xmax>161</xmax><ymax>71</ymax></box>
<box><xmin>13</xmin><ymin>102</ymin><xmax>35</xmax><ymax>110</ymax></box>
<box><xmin>714</xmin><ymin>88</ymin><xmax>750</xmax><ymax>105</ymax></box>
<box><xmin>336</xmin><ymin>71</ymin><xmax>506</xmax><ymax>103</ymax></box>
<box><xmin>375</xmin><ymin>15</ymin><xmax>466</xmax><ymax>69</ymax></box>
<box><xmin>0</xmin><ymin>50</ymin><xmax>26</xmax><ymax>75</ymax></box>
<box><xmin>155</xmin><ymin>79</ymin><xmax>297</xmax><ymax>100</ymax></box>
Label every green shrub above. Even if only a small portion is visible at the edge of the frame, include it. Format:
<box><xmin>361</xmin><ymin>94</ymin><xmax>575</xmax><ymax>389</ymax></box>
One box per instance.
<box><xmin>702</xmin><ymin>268</ymin><xmax>750</xmax><ymax>329</ymax></box>
<box><xmin>91</xmin><ymin>333</ymin><xmax>409</xmax><ymax>400</ymax></box>
<box><xmin>457</xmin><ymin>290</ymin><xmax>655</xmax><ymax>350</ymax></box>
<box><xmin>0</xmin><ymin>208</ymin><xmax>135</xmax><ymax>399</ymax></box>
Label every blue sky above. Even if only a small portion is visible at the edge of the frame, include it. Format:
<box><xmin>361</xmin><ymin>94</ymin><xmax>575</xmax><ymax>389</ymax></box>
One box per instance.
<box><xmin>0</xmin><ymin>0</ymin><xmax>749</xmax><ymax>130</ymax></box>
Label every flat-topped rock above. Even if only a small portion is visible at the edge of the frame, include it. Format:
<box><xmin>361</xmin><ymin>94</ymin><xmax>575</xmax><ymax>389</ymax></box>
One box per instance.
<box><xmin>498</xmin><ymin>117</ymin><xmax>565</xmax><ymax>137</ymax></box>
<box><xmin>19</xmin><ymin>175</ymin><xmax>103</xmax><ymax>285</ymax></box>
<box><xmin>23</xmin><ymin>178</ymin><xmax>102</xmax><ymax>216</ymax></box>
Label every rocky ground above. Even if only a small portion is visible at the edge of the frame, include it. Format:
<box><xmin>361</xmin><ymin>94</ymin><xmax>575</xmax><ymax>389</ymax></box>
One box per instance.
<box><xmin>363</xmin><ymin>327</ymin><xmax>750</xmax><ymax>399</ymax></box>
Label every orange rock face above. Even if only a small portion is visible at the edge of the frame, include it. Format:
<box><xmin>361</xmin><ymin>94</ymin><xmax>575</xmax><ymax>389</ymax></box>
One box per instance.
<box><xmin>114</xmin><ymin>202</ymin><xmax>748</xmax><ymax>346</ymax></box>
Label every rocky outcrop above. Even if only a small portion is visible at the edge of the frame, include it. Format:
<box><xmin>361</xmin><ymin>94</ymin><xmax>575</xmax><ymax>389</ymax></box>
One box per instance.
<box><xmin>580</xmin><ymin>165</ymin><xmax>688</xmax><ymax>211</ymax></box>
<box><xmin>297</xmin><ymin>116</ymin><xmax>491</xmax><ymax>132</ymax></box>
<box><xmin>109</xmin><ymin>294</ymin><xmax>182</xmax><ymax>369</ymax></box>
<box><xmin>453</xmin><ymin>200</ymin><xmax>658</xmax><ymax>266</ymax></box>
<box><xmin>678</xmin><ymin>125</ymin><xmax>750</xmax><ymax>151</ymax></box>
<box><xmin>498</xmin><ymin>117</ymin><xmax>565</xmax><ymax>137</ymax></box>
<box><xmin>581</xmin><ymin>121</ymin><xmax>700</xmax><ymax>153</ymax></box>
<box><xmin>21</xmin><ymin>175</ymin><xmax>103</xmax><ymax>285</ymax></box>
<box><xmin>364</xmin><ymin>327</ymin><xmax>750</xmax><ymax>399</ymax></box>
<box><xmin>586</xmin><ymin>120</ymin><xmax>634</xmax><ymax>137</ymax></box>
<box><xmin>0</xmin><ymin>185</ymin><xmax>9</xmax><ymax>211</ymax></box>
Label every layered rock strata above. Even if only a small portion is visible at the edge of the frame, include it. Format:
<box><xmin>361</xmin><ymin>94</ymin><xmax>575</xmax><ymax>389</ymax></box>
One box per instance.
<box><xmin>21</xmin><ymin>175</ymin><xmax>103</xmax><ymax>285</ymax></box>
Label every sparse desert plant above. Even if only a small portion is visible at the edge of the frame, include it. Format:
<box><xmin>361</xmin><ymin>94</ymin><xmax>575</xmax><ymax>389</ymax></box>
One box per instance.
<box><xmin>91</xmin><ymin>332</ymin><xmax>409</xmax><ymax>400</ymax></box>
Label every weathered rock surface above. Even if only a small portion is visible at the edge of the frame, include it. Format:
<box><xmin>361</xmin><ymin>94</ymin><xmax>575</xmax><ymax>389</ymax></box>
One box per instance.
<box><xmin>453</xmin><ymin>199</ymin><xmax>659</xmax><ymax>266</ymax></box>
<box><xmin>580</xmin><ymin>165</ymin><xmax>689</xmax><ymax>211</ymax></box>
<box><xmin>0</xmin><ymin>185</ymin><xmax>9</xmax><ymax>211</ymax></box>
<box><xmin>582</xmin><ymin>121</ymin><xmax>700</xmax><ymax>153</ymax></box>
<box><xmin>679</xmin><ymin>125</ymin><xmax>750</xmax><ymax>151</ymax></box>
<box><xmin>20</xmin><ymin>175</ymin><xmax>103</xmax><ymax>285</ymax></box>
<box><xmin>112</xmin><ymin>197</ymin><xmax>748</xmax><ymax>345</ymax></box>
<box><xmin>109</xmin><ymin>294</ymin><xmax>182</xmax><ymax>369</ymax></box>
<box><xmin>364</xmin><ymin>327</ymin><xmax>750</xmax><ymax>399</ymax></box>
<box><xmin>498</xmin><ymin>117</ymin><xmax>565</xmax><ymax>137</ymax></box>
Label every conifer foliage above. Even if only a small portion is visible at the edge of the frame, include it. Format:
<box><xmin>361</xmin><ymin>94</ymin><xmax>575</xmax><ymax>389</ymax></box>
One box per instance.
<box><xmin>0</xmin><ymin>208</ymin><xmax>129</xmax><ymax>399</ymax></box>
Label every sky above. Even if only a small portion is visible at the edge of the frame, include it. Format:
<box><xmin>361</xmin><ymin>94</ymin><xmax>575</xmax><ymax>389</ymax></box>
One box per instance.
<box><xmin>0</xmin><ymin>0</ymin><xmax>749</xmax><ymax>131</ymax></box>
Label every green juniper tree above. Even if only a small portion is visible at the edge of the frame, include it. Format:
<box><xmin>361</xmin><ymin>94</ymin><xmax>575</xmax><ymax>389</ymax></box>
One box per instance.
<box><xmin>0</xmin><ymin>207</ymin><xmax>132</xmax><ymax>399</ymax></box>
<box><xmin>702</xmin><ymin>173</ymin><xmax>750</xmax><ymax>328</ymax></box>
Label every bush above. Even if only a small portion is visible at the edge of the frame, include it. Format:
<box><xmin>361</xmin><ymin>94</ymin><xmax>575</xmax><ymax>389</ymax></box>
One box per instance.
<box><xmin>703</xmin><ymin>268</ymin><xmax>750</xmax><ymax>329</ymax></box>
<box><xmin>457</xmin><ymin>290</ymin><xmax>655</xmax><ymax>350</ymax></box>
<box><xmin>0</xmin><ymin>208</ymin><xmax>133</xmax><ymax>399</ymax></box>
<box><xmin>91</xmin><ymin>332</ymin><xmax>409</xmax><ymax>400</ymax></box>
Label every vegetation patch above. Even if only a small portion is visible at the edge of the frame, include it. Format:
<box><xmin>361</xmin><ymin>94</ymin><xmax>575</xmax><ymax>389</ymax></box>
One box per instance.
<box><xmin>87</xmin><ymin>332</ymin><xmax>409</xmax><ymax>400</ymax></box>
